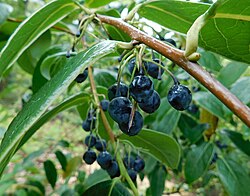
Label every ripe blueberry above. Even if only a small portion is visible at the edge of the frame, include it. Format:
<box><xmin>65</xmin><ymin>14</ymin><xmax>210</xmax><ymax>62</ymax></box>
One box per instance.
<box><xmin>107</xmin><ymin>160</ymin><xmax>120</xmax><ymax>178</ymax></box>
<box><xmin>95</xmin><ymin>139</ymin><xmax>107</xmax><ymax>151</ymax></box>
<box><xmin>75</xmin><ymin>68</ymin><xmax>88</xmax><ymax>83</ymax></box>
<box><xmin>108</xmin><ymin>83</ymin><xmax>129</xmax><ymax>101</ymax></box>
<box><xmin>127</xmin><ymin>169</ymin><xmax>137</xmax><ymax>182</ymax></box>
<box><xmin>108</xmin><ymin>97</ymin><xmax>132</xmax><ymax>123</ymax></box>
<box><xmin>129</xmin><ymin>75</ymin><xmax>154</xmax><ymax>102</ymax></box>
<box><xmin>119</xmin><ymin>111</ymin><xmax>143</xmax><ymax>136</ymax></box>
<box><xmin>85</xmin><ymin>135</ymin><xmax>97</xmax><ymax>147</ymax></box>
<box><xmin>139</xmin><ymin>90</ymin><xmax>161</xmax><ymax>113</ymax></box>
<box><xmin>128</xmin><ymin>57</ymin><xmax>148</xmax><ymax>75</ymax></box>
<box><xmin>146</xmin><ymin>59</ymin><xmax>164</xmax><ymax>79</ymax></box>
<box><xmin>123</xmin><ymin>156</ymin><xmax>135</xmax><ymax>169</ymax></box>
<box><xmin>167</xmin><ymin>84</ymin><xmax>192</xmax><ymax>111</ymax></box>
<box><xmin>133</xmin><ymin>157</ymin><xmax>145</xmax><ymax>172</ymax></box>
<box><xmin>83</xmin><ymin>149</ymin><xmax>96</xmax><ymax>165</ymax></box>
<box><xmin>100</xmin><ymin>99</ymin><xmax>109</xmax><ymax>111</ymax></box>
<box><xmin>97</xmin><ymin>151</ymin><xmax>112</xmax><ymax>169</ymax></box>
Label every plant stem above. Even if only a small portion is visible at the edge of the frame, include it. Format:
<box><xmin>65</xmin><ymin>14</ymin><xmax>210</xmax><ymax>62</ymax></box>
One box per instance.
<box><xmin>88</xmin><ymin>66</ymin><xmax>139</xmax><ymax>196</ymax></box>
<box><xmin>96</xmin><ymin>14</ymin><xmax>250</xmax><ymax>127</ymax></box>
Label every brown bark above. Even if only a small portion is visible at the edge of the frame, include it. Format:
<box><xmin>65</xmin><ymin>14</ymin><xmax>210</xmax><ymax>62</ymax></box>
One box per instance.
<box><xmin>97</xmin><ymin>14</ymin><xmax>250</xmax><ymax>127</ymax></box>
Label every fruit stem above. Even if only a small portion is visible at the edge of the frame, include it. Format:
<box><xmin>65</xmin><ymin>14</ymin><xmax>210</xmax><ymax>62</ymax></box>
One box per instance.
<box><xmin>88</xmin><ymin>66</ymin><xmax>139</xmax><ymax>196</ymax></box>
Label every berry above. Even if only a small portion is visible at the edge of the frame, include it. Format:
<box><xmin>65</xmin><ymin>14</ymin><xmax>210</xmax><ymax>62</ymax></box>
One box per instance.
<box><xmin>119</xmin><ymin>111</ymin><xmax>143</xmax><ymax>136</ymax></box>
<box><xmin>85</xmin><ymin>135</ymin><xmax>97</xmax><ymax>147</ymax></box>
<box><xmin>95</xmin><ymin>139</ymin><xmax>107</xmax><ymax>151</ymax></box>
<box><xmin>210</xmin><ymin>153</ymin><xmax>218</xmax><ymax>164</ymax></box>
<box><xmin>123</xmin><ymin>156</ymin><xmax>135</xmax><ymax>169</ymax></box>
<box><xmin>127</xmin><ymin>169</ymin><xmax>137</xmax><ymax>182</ymax></box>
<box><xmin>146</xmin><ymin>59</ymin><xmax>164</xmax><ymax>79</ymax></box>
<box><xmin>108</xmin><ymin>97</ymin><xmax>132</xmax><ymax>123</ymax></box>
<box><xmin>215</xmin><ymin>141</ymin><xmax>227</xmax><ymax>149</ymax></box>
<box><xmin>75</xmin><ymin>68</ymin><xmax>88</xmax><ymax>83</ymax></box>
<box><xmin>83</xmin><ymin>150</ymin><xmax>96</xmax><ymax>165</ymax></box>
<box><xmin>66</xmin><ymin>51</ymin><xmax>71</xmax><ymax>58</ymax></box>
<box><xmin>167</xmin><ymin>84</ymin><xmax>192</xmax><ymax>111</ymax></box>
<box><xmin>97</xmin><ymin>151</ymin><xmax>112</xmax><ymax>169</ymax></box>
<box><xmin>107</xmin><ymin>160</ymin><xmax>120</xmax><ymax>178</ymax></box>
<box><xmin>128</xmin><ymin>57</ymin><xmax>148</xmax><ymax>75</ymax></box>
<box><xmin>100</xmin><ymin>99</ymin><xmax>109</xmax><ymax>111</ymax></box>
<box><xmin>129</xmin><ymin>75</ymin><xmax>154</xmax><ymax>102</ymax></box>
<box><xmin>108</xmin><ymin>83</ymin><xmax>129</xmax><ymax>101</ymax></box>
<box><xmin>134</xmin><ymin>157</ymin><xmax>145</xmax><ymax>172</ymax></box>
<box><xmin>164</xmin><ymin>38</ymin><xmax>177</xmax><ymax>47</ymax></box>
<box><xmin>81</xmin><ymin>119</ymin><xmax>96</xmax><ymax>132</ymax></box>
<box><xmin>139</xmin><ymin>90</ymin><xmax>161</xmax><ymax>113</ymax></box>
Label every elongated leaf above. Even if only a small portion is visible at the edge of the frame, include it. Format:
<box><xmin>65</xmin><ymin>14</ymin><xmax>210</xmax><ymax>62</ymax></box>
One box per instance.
<box><xmin>217</xmin><ymin>158</ymin><xmax>250</xmax><ymax>196</ymax></box>
<box><xmin>185</xmin><ymin>142</ymin><xmax>214</xmax><ymax>183</ymax></box>
<box><xmin>63</xmin><ymin>156</ymin><xmax>82</xmax><ymax>179</ymax></box>
<box><xmin>230</xmin><ymin>77</ymin><xmax>250</xmax><ymax>104</ymax></box>
<box><xmin>83</xmin><ymin>180</ymin><xmax>131</xmax><ymax>196</ymax></box>
<box><xmin>55</xmin><ymin>150</ymin><xmax>67</xmax><ymax>171</ymax></box>
<box><xmin>0</xmin><ymin>40</ymin><xmax>118</xmax><ymax>176</ymax></box>
<box><xmin>44</xmin><ymin>160</ymin><xmax>57</xmax><ymax>189</ymax></box>
<box><xmin>0</xmin><ymin>3</ymin><xmax>13</xmax><ymax>25</ymax></box>
<box><xmin>139</xmin><ymin>0</ymin><xmax>250</xmax><ymax>64</ymax></box>
<box><xmin>0</xmin><ymin>0</ymin><xmax>77</xmax><ymax>77</ymax></box>
<box><xmin>223</xmin><ymin>129</ymin><xmax>250</xmax><ymax>156</ymax></box>
<box><xmin>120</xmin><ymin>129</ymin><xmax>181</xmax><ymax>169</ymax></box>
<box><xmin>85</xmin><ymin>0</ymin><xmax>116</xmax><ymax>8</ymax></box>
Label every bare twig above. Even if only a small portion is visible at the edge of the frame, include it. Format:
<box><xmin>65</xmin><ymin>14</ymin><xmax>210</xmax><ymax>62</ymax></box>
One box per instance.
<box><xmin>96</xmin><ymin>14</ymin><xmax>250</xmax><ymax>127</ymax></box>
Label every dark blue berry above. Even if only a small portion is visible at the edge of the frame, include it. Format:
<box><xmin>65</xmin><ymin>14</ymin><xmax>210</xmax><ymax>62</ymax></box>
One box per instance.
<box><xmin>210</xmin><ymin>153</ymin><xmax>218</xmax><ymax>164</ymax></box>
<box><xmin>97</xmin><ymin>151</ymin><xmax>112</xmax><ymax>169</ymax></box>
<box><xmin>83</xmin><ymin>150</ymin><xmax>96</xmax><ymax>165</ymax></box>
<box><xmin>118</xmin><ymin>111</ymin><xmax>143</xmax><ymax>136</ymax></box>
<box><xmin>215</xmin><ymin>141</ymin><xmax>227</xmax><ymax>149</ymax></box>
<box><xmin>127</xmin><ymin>169</ymin><xmax>137</xmax><ymax>182</ymax></box>
<box><xmin>139</xmin><ymin>90</ymin><xmax>161</xmax><ymax>113</ymax></box>
<box><xmin>167</xmin><ymin>84</ymin><xmax>192</xmax><ymax>111</ymax></box>
<box><xmin>108</xmin><ymin>83</ymin><xmax>129</xmax><ymax>101</ymax></box>
<box><xmin>85</xmin><ymin>135</ymin><xmax>97</xmax><ymax>147</ymax></box>
<box><xmin>129</xmin><ymin>75</ymin><xmax>154</xmax><ymax>103</ymax></box>
<box><xmin>146</xmin><ymin>59</ymin><xmax>164</xmax><ymax>79</ymax></box>
<box><xmin>107</xmin><ymin>160</ymin><xmax>120</xmax><ymax>178</ymax></box>
<box><xmin>123</xmin><ymin>156</ymin><xmax>135</xmax><ymax>169</ymax></box>
<box><xmin>134</xmin><ymin>157</ymin><xmax>145</xmax><ymax>172</ymax></box>
<box><xmin>108</xmin><ymin>97</ymin><xmax>132</xmax><ymax>123</ymax></box>
<box><xmin>100</xmin><ymin>99</ymin><xmax>109</xmax><ymax>111</ymax></box>
<box><xmin>75</xmin><ymin>68</ymin><xmax>88</xmax><ymax>83</ymax></box>
<box><xmin>128</xmin><ymin>57</ymin><xmax>148</xmax><ymax>76</ymax></box>
<box><xmin>81</xmin><ymin>119</ymin><xmax>96</xmax><ymax>132</ymax></box>
<box><xmin>95</xmin><ymin>139</ymin><xmax>107</xmax><ymax>151</ymax></box>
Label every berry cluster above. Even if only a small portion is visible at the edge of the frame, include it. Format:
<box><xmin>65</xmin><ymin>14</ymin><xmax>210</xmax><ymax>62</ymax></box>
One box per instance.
<box><xmin>82</xmin><ymin>109</ymin><xmax>96</xmax><ymax>132</ymax></box>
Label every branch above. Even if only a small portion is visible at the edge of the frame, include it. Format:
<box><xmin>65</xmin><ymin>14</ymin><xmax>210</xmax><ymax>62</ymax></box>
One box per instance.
<box><xmin>97</xmin><ymin>14</ymin><xmax>250</xmax><ymax>127</ymax></box>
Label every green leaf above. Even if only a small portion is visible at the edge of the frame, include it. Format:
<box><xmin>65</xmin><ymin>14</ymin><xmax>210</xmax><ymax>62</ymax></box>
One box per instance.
<box><xmin>223</xmin><ymin>129</ymin><xmax>250</xmax><ymax>156</ymax></box>
<box><xmin>0</xmin><ymin>0</ymin><xmax>77</xmax><ymax>77</ymax></box>
<box><xmin>55</xmin><ymin>150</ymin><xmax>67</xmax><ymax>171</ymax></box>
<box><xmin>95</xmin><ymin>71</ymin><xmax>116</xmax><ymax>89</ymax></box>
<box><xmin>178</xmin><ymin>114</ymin><xmax>208</xmax><ymax>143</ymax></box>
<box><xmin>230</xmin><ymin>77</ymin><xmax>250</xmax><ymax>104</ymax></box>
<box><xmin>193</xmin><ymin>91</ymin><xmax>231</xmax><ymax>120</ymax></box>
<box><xmin>217</xmin><ymin>62</ymin><xmax>248</xmax><ymax>88</ymax></box>
<box><xmin>85</xmin><ymin>0</ymin><xmax>116</xmax><ymax>8</ymax></box>
<box><xmin>0</xmin><ymin>40</ymin><xmax>118</xmax><ymax>176</ymax></box>
<box><xmin>184</xmin><ymin>142</ymin><xmax>214</xmax><ymax>183</ymax></box>
<box><xmin>120</xmin><ymin>129</ymin><xmax>181</xmax><ymax>169</ymax></box>
<box><xmin>0</xmin><ymin>3</ymin><xmax>13</xmax><ymax>25</ymax></box>
<box><xmin>44</xmin><ymin>160</ymin><xmax>57</xmax><ymax>189</ymax></box>
<box><xmin>105</xmin><ymin>24</ymin><xmax>131</xmax><ymax>42</ymax></box>
<box><xmin>148</xmin><ymin>164</ymin><xmax>167</xmax><ymax>196</ymax></box>
<box><xmin>83</xmin><ymin>180</ymin><xmax>131</xmax><ymax>196</ymax></box>
<box><xmin>198</xmin><ymin>50</ymin><xmax>222</xmax><ymax>72</ymax></box>
<box><xmin>217</xmin><ymin>158</ymin><xmax>250</xmax><ymax>196</ymax></box>
<box><xmin>63</xmin><ymin>156</ymin><xmax>82</xmax><ymax>179</ymax></box>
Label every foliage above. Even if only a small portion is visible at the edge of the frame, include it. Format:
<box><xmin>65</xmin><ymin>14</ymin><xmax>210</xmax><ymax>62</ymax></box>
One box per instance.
<box><xmin>0</xmin><ymin>0</ymin><xmax>249</xmax><ymax>195</ymax></box>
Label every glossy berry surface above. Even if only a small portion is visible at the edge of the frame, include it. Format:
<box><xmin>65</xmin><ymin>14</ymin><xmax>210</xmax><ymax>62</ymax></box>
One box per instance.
<box><xmin>107</xmin><ymin>160</ymin><xmax>120</xmax><ymax>178</ymax></box>
<box><xmin>108</xmin><ymin>97</ymin><xmax>132</xmax><ymax>123</ymax></box>
<box><xmin>119</xmin><ymin>111</ymin><xmax>143</xmax><ymax>136</ymax></box>
<box><xmin>83</xmin><ymin>150</ymin><xmax>96</xmax><ymax>165</ymax></box>
<box><xmin>95</xmin><ymin>139</ymin><xmax>107</xmax><ymax>151</ymax></box>
<box><xmin>127</xmin><ymin>169</ymin><xmax>137</xmax><ymax>182</ymax></box>
<box><xmin>123</xmin><ymin>156</ymin><xmax>135</xmax><ymax>169</ymax></box>
<box><xmin>146</xmin><ymin>59</ymin><xmax>164</xmax><ymax>79</ymax></box>
<box><xmin>97</xmin><ymin>151</ymin><xmax>112</xmax><ymax>169</ymax></box>
<box><xmin>167</xmin><ymin>84</ymin><xmax>192</xmax><ymax>111</ymax></box>
<box><xmin>108</xmin><ymin>83</ymin><xmax>129</xmax><ymax>101</ymax></box>
<box><xmin>139</xmin><ymin>90</ymin><xmax>161</xmax><ymax>113</ymax></box>
<box><xmin>100</xmin><ymin>99</ymin><xmax>109</xmax><ymax>111</ymax></box>
<box><xmin>85</xmin><ymin>135</ymin><xmax>97</xmax><ymax>147</ymax></box>
<box><xmin>133</xmin><ymin>157</ymin><xmax>145</xmax><ymax>172</ymax></box>
<box><xmin>75</xmin><ymin>68</ymin><xmax>88</xmax><ymax>83</ymax></box>
<box><xmin>128</xmin><ymin>57</ymin><xmax>148</xmax><ymax>75</ymax></box>
<box><xmin>129</xmin><ymin>75</ymin><xmax>154</xmax><ymax>102</ymax></box>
